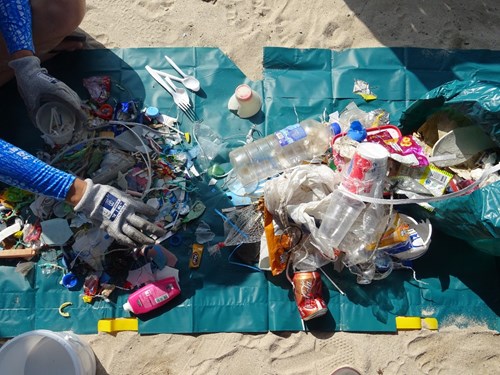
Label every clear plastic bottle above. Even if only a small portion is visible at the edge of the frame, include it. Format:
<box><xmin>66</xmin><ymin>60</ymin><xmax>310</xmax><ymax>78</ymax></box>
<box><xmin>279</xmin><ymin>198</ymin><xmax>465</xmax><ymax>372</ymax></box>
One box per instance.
<box><xmin>338</xmin><ymin>203</ymin><xmax>389</xmax><ymax>265</ymax></box>
<box><xmin>338</xmin><ymin>102</ymin><xmax>369</xmax><ymax>132</ymax></box>
<box><xmin>229</xmin><ymin>119</ymin><xmax>335</xmax><ymax>188</ymax></box>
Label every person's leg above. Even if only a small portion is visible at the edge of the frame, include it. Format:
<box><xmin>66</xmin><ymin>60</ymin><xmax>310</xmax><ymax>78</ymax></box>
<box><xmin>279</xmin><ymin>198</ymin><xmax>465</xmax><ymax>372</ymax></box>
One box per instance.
<box><xmin>31</xmin><ymin>0</ymin><xmax>86</xmax><ymax>56</ymax></box>
<box><xmin>0</xmin><ymin>0</ymin><xmax>86</xmax><ymax>86</ymax></box>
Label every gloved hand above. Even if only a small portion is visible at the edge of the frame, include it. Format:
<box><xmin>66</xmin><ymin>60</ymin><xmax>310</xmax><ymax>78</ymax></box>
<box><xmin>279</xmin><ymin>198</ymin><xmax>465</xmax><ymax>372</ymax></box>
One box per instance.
<box><xmin>74</xmin><ymin>179</ymin><xmax>166</xmax><ymax>247</ymax></box>
<box><xmin>8</xmin><ymin>55</ymin><xmax>86</xmax><ymax>124</ymax></box>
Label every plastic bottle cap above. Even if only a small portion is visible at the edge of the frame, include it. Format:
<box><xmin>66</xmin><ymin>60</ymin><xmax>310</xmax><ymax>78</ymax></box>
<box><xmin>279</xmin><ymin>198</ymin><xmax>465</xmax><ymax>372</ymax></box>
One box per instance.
<box><xmin>330</xmin><ymin>122</ymin><xmax>342</xmax><ymax>135</ymax></box>
<box><xmin>145</xmin><ymin>106</ymin><xmax>160</xmax><ymax>117</ymax></box>
<box><xmin>123</xmin><ymin>301</ymin><xmax>133</xmax><ymax>312</ymax></box>
<box><xmin>61</xmin><ymin>272</ymin><xmax>78</xmax><ymax>289</ymax></box>
<box><xmin>235</xmin><ymin>84</ymin><xmax>253</xmax><ymax>101</ymax></box>
<box><xmin>347</xmin><ymin>120</ymin><xmax>367</xmax><ymax>142</ymax></box>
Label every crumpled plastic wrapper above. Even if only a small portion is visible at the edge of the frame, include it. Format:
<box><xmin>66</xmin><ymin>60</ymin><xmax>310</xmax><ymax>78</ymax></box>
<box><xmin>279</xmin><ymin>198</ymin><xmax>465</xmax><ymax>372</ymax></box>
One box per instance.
<box><xmin>264</xmin><ymin>164</ymin><xmax>341</xmax><ymax>234</ymax></box>
<box><xmin>262</xmin><ymin>164</ymin><xmax>342</xmax><ymax>272</ymax></box>
<box><xmin>353</xmin><ymin>79</ymin><xmax>377</xmax><ymax>101</ymax></box>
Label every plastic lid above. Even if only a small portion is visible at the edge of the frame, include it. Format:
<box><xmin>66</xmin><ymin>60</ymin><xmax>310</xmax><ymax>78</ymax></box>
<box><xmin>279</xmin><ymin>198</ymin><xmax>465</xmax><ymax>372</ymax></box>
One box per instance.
<box><xmin>145</xmin><ymin>106</ymin><xmax>160</xmax><ymax>117</ymax></box>
<box><xmin>235</xmin><ymin>84</ymin><xmax>253</xmax><ymax>101</ymax></box>
<box><xmin>122</xmin><ymin>301</ymin><xmax>133</xmax><ymax>313</ymax></box>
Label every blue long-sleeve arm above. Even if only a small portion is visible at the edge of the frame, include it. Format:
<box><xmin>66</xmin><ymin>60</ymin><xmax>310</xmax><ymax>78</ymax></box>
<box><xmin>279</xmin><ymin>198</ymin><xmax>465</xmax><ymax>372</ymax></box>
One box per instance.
<box><xmin>0</xmin><ymin>2</ymin><xmax>75</xmax><ymax>198</ymax></box>
<box><xmin>0</xmin><ymin>137</ymin><xmax>75</xmax><ymax>199</ymax></box>
<box><xmin>0</xmin><ymin>0</ymin><xmax>34</xmax><ymax>54</ymax></box>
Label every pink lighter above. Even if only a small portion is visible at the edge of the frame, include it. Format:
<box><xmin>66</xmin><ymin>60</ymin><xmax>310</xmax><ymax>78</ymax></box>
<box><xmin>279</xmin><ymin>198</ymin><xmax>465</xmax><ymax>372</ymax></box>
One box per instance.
<box><xmin>123</xmin><ymin>277</ymin><xmax>181</xmax><ymax>315</ymax></box>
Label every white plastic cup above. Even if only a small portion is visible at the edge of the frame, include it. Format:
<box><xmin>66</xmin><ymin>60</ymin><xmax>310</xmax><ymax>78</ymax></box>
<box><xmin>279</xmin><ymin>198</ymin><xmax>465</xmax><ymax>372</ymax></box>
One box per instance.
<box><xmin>341</xmin><ymin>142</ymin><xmax>389</xmax><ymax>197</ymax></box>
<box><xmin>228</xmin><ymin>84</ymin><xmax>262</xmax><ymax>118</ymax></box>
<box><xmin>36</xmin><ymin>102</ymin><xmax>76</xmax><ymax>145</ymax></box>
<box><xmin>0</xmin><ymin>330</ymin><xmax>96</xmax><ymax>375</ymax></box>
<box><xmin>317</xmin><ymin>189</ymin><xmax>366</xmax><ymax>251</ymax></box>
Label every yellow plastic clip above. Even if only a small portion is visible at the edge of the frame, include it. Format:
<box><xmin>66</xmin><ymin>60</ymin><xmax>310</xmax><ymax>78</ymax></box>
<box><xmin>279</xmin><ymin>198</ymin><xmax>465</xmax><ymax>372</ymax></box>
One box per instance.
<box><xmin>422</xmin><ymin>317</ymin><xmax>439</xmax><ymax>330</ymax></box>
<box><xmin>97</xmin><ymin>318</ymin><xmax>139</xmax><ymax>333</ymax></box>
<box><xmin>395</xmin><ymin>316</ymin><xmax>439</xmax><ymax>331</ymax></box>
<box><xmin>58</xmin><ymin>302</ymin><xmax>72</xmax><ymax>318</ymax></box>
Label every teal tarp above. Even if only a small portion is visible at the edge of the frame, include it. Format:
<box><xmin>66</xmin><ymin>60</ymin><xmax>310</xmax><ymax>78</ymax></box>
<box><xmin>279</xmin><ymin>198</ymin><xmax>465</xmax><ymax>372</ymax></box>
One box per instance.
<box><xmin>0</xmin><ymin>47</ymin><xmax>499</xmax><ymax>337</ymax></box>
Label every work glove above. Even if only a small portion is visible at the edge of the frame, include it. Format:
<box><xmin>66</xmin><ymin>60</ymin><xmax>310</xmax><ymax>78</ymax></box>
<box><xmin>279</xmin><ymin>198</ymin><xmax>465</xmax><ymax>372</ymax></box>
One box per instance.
<box><xmin>74</xmin><ymin>179</ymin><xmax>166</xmax><ymax>247</ymax></box>
<box><xmin>8</xmin><ymin>55</ymin><xmax>86</xmax><ymax>124</ymax></box>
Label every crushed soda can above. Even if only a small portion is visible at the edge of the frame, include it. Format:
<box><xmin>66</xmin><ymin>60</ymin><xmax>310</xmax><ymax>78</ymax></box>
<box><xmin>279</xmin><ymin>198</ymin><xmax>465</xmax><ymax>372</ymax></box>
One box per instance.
<box><xmin>292</xmin><ymin>271</ymin><xmax>328</xmax><ymax>321</ymax></box>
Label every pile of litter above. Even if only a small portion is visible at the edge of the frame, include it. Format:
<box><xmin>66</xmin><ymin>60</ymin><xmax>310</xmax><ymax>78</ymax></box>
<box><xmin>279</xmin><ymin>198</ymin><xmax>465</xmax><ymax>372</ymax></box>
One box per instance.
<box><xmin>0</xmin><ymin>73</ymin><xmax>207</xmax><ymax>311</ymax></box>
<box><xmin>1</xmin><ymin>72</ymin><xmax>499</xmax><ymax>324</ymax></box>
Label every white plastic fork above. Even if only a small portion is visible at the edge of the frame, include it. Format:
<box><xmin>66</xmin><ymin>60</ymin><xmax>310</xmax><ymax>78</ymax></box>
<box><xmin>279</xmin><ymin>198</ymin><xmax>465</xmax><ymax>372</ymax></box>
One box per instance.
<box><xmin>145</xmin><ymin>65</ymin><xmax>191</xmax><ymax>113</ymax></box>
<box><xmin>162</xmin><ymin>75</ymin><xmax>191</xmax><ymax>107</ymax></box>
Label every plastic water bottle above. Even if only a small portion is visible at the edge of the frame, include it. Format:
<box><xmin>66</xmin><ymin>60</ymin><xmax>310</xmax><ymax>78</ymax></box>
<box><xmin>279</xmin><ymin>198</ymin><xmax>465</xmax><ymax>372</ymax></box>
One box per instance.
<box><xmin>229</xmin><ymin>119</ymin><xmax>336</xmax><ymax>188</ymax></box>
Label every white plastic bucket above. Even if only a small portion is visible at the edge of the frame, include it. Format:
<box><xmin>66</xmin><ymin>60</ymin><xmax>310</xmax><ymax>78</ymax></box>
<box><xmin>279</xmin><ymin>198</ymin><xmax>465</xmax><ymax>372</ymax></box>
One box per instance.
<box><xmin>0</xmin><ymin>330</ymin><xmax>96</xmax><ymax>375</ymax></box>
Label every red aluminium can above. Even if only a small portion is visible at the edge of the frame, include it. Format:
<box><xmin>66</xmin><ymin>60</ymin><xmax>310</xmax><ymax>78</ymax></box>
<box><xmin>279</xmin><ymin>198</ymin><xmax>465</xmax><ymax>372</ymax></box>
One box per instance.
<box><xmin>292</xmin><ymin>271</ymin><xmax>328</xmax><ymax>321</ymax></box>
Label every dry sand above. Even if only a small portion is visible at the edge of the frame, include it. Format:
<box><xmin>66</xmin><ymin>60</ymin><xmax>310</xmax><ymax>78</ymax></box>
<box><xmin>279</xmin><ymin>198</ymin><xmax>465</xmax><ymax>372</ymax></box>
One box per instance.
<box><xmin>51</xmin><ymin>0</ymin><xmax>500</xmax><ymax>374</ymax></box>
<box><xmin>81</xmin><ymin>0</ymin><xmax>499</xmax><ymax>81</ymax></box>
<box><xmin>84</xmin><ymin>325</ymin><xmax>500</xmax><ymax>375</ymax></box>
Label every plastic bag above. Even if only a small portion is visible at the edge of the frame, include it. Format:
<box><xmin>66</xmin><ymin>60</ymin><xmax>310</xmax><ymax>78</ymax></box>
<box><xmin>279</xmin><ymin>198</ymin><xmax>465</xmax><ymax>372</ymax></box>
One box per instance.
<box><xmin>263</xmin><ymin>164</ymin><xmax>342</xmax><ymax>272</ymax></box>
<box><xmin>400</xmin><ymin>79</ymin><xmax>500</xmax><ymax>256</ymax></box>
<box><xmin>192</xmin><ymin>122</ymin><xmax>227</xmax><ymax>171</ymax></box>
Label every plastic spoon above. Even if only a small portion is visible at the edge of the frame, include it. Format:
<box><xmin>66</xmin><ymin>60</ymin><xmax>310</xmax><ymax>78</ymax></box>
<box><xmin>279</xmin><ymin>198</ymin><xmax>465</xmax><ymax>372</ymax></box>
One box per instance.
<box><xmin>164</xmin><ymin>55</ymin><xmax>201</xmax><ymax>92</ymax></box>
<box><xmin>166</xmin><ymin>73</ymin><xmax>201</xmax><ymax>92</ymax></box>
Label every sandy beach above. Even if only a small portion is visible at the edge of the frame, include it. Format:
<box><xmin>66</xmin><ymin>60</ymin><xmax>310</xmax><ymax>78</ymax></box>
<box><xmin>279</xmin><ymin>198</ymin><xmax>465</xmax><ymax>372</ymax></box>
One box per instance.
<box><xmin>81</xmin><ymin>0</ymin><xmax>499</xmax><ymax>81</ymax></box>
<box><xmin>5</xmin><ymin>1</ymin><xmax>500</xmax><ymax>374</ymax></box>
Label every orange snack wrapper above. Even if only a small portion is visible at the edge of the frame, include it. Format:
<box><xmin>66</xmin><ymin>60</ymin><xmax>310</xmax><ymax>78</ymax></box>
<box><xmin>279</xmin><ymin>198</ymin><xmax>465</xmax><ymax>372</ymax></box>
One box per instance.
<box><xmin>189</xmin><ymin>243</ymin><xmax>204</xmax><ymax>269</ymax></box>
<box><xmin>367</xmin><ymin>213</ymin><xmax>410</xmax><ymax>250</ymax></box>
<box><xmin>264</xmin><ymin>206</ymin><xmax>292</xmax><ymax>276</ymax></box>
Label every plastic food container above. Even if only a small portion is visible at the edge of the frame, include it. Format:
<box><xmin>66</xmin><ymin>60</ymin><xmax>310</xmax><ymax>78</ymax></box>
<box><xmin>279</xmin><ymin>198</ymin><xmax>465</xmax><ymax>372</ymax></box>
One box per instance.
<box><xmin>35</xmin><ymin>102</ymin><xmax>76</xmax><ymax>145</ymax></box>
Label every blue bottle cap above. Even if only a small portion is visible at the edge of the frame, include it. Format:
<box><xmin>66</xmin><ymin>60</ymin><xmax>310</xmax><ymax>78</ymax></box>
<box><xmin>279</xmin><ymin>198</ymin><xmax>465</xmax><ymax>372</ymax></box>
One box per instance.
<box><xmin>347</xmin><ymin>120</ymin><xmax>367</xmax><ymax>142</ymax></box>
<box><xmin>330</xmin><ymin>122</ymin><xmax>342</xmax><ymax>135</ymax></box>
<box><xmin>62</xmin><ymin>272</ymin><xmax>78</xmax><ymax>289</ymax></box>
<box><xmin>145</xmin><ymin>106</ymin><xmax>160</xmax><ymax>117</ymax></box>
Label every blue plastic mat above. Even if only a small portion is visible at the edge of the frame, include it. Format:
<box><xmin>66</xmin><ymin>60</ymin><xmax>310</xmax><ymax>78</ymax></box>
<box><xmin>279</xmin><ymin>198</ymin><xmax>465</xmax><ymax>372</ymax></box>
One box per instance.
<box><xmin>0</xmin><ymin>47</ymin><xmax>499</xmax><ymax>336</ymax></box>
